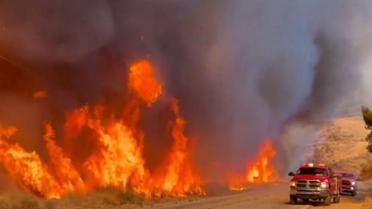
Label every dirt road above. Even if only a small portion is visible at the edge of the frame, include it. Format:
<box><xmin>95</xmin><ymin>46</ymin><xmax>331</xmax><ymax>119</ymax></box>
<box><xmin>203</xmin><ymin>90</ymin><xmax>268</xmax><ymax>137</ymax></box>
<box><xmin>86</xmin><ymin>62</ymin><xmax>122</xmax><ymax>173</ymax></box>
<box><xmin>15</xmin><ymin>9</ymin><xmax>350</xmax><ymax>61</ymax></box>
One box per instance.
<box><xmin>147</xmin><ymin>183</ymin><xmax>371</xmax><ymax>209</ymax></box>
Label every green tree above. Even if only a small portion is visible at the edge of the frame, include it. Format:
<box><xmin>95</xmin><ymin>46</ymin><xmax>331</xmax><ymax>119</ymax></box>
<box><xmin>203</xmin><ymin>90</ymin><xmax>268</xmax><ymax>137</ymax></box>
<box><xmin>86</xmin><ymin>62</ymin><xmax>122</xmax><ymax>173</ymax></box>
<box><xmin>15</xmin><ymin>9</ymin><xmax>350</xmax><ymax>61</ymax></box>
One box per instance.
<box><xmin>362</xmin><ymin>106</ymin><xmax>372</xmax><ymax>128</ymax></box>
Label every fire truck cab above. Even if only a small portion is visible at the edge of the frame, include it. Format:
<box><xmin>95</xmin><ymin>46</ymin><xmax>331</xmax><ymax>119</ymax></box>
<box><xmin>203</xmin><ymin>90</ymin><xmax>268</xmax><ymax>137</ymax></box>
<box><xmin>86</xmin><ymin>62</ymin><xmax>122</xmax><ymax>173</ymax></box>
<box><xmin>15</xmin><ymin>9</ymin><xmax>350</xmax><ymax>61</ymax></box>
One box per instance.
<box><xmin>288</xmin><ymin>163</ymin><xmax>341</xmax><ymax>205</ymax></box>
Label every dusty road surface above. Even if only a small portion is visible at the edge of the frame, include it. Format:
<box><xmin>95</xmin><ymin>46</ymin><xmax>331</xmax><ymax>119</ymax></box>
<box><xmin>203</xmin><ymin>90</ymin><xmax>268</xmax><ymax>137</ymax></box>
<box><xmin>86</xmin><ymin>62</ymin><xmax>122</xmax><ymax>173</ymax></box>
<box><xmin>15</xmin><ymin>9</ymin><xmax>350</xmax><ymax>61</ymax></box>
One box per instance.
<box><xmin>146</xmin><ymin>182</ymin><xmax>371</xmax><ymax>209</ymax></box>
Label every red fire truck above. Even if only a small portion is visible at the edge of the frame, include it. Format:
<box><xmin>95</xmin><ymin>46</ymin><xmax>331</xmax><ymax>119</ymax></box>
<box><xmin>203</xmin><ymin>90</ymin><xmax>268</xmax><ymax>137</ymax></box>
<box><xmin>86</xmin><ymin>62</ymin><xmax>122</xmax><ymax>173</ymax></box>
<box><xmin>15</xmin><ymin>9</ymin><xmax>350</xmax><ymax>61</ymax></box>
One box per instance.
<box><xmin>288</xmin><ymin>163</ymin><xmax>341</xmax><ymax>205</ymax></box>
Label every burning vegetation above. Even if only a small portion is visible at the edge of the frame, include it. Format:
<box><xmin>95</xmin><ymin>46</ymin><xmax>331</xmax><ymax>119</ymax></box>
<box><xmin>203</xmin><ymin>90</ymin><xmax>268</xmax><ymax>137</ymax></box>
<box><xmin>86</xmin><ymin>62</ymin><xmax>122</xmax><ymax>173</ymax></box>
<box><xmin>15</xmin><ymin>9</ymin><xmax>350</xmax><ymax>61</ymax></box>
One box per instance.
<box><xmin>0</xmin><ymin>59</ymin><xmax>281</xmax><ymax>199</ymax></box>
<box><xmin>0</xmin><ymin>60</ymin><xmax>204</xmax><ymax>199</ymax></box>
<box><xmin>229</xmin><ymin>141</ymin><xmax>279</xmax><ymax>192</ymax></box>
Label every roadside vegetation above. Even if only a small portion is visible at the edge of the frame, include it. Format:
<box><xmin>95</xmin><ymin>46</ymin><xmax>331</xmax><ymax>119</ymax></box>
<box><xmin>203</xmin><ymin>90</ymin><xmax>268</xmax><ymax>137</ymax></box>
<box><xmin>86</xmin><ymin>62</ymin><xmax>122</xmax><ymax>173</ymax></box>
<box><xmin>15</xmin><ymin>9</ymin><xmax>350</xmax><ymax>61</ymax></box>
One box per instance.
<box><xmin>0</xmin><ymin>189</ymin><xmax>147</xmax><ymax>209</ymax></box>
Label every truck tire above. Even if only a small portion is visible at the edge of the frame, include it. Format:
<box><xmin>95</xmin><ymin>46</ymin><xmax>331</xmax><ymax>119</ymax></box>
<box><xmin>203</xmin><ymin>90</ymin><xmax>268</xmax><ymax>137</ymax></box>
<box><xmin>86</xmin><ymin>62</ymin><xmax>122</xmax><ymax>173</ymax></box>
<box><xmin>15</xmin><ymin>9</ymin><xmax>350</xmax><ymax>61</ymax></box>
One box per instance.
<box><xmin>290</xmin><ymin>196</ymin><xmax>297</xmax><ymax>204</ymax></box>
<box><xmin>333</xmin><ymin>195</ymin><xmax>340</xmax><ymax>203</ymax></box>
<box><xmin>324</xmin><ymin>195</ymin><xmax>332</xmax><ymax>206</ymax></box>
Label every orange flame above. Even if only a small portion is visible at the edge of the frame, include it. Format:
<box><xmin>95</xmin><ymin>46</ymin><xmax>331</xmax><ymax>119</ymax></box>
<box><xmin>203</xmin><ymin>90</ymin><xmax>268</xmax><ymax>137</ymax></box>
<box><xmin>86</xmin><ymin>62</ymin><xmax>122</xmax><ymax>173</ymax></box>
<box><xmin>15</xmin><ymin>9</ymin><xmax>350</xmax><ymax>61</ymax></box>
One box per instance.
<box><xmin>129</xmin><ymin>60</ymin><xmax>163</xmax><ymax>106</ymax></box>
<box><xmin>44</xmin><ymin>123</ymin><xmax>86</xmax><ymax>194</ymax></box>
<box><xmin>245</xmin><ymin>141</ymin><xmax>278</xmax><ymax>183</ymax></box>
<box><xmin>0</xmin><ymin>126</ymin><xmax>62</xmax><ymax>199</ymax></box>
<box><xmin>84</xmin><ymin>120</ymin><xmax>147</xmax><ymax>190</ymax></box>
<box><xmin>63</xmin><ymin>106</ymin><xmax>89</xmax><ymax>140</ymax></box>
<box><xmin>0</xmin><ymin>59</ymin><xmax>203</xmax><ymax>199</ymax></box>
<box><xmin>143</xmin><ymin>100</ymin><xmax>204</xmax><ymax>197</ymax></box>
<box><xmin>229</xmin><ymin>140</ymin><xmax>279</xmax><ymax>191</ymax></box>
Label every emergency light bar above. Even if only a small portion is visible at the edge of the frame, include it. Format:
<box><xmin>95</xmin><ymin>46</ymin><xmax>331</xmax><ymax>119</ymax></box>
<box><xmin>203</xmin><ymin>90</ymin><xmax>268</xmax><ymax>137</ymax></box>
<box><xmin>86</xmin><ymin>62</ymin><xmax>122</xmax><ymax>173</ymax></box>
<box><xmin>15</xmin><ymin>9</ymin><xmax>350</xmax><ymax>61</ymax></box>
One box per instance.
<box><xmin>302</xmin><ymin>163</ymin><xmax>326</xmax><ymax>167</ymax></box>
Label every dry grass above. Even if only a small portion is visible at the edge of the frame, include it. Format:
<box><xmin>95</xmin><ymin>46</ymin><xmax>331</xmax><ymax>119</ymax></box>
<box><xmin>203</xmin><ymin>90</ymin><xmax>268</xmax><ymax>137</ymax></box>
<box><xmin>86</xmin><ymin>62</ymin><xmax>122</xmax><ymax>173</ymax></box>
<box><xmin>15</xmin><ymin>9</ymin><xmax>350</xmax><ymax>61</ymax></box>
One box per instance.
<box><xmin>314</xmin><ymin>117</ymin><xmax>372</xmax><ymax>178</ymax></box>
<box><xmin>100</xmin><ymin>188</ymin><xmax>145</xmax><ymax>206</ymax></box>
<box><xmin>51</xmin><ymin>188</ymin><xmax>146</xmax><ymax>209</ymax></box>
<box><xmin>0</xmin><ymin>188</ymin><xmax>207</xmax><ymax>209</ymax></box>
<box><xmin>0</xmin><ymin>189</ymin><xmax>148</xmax><ymax>209</ymax></box>
<box><xmin>360</xmin><ymin>163</ymin><xmax>372</xmax><ymax>179</ymax></box>
<box><xmin>0</xmin><ymin>194</ymin><xmax>53</xmax><ymax>209</ymax></box>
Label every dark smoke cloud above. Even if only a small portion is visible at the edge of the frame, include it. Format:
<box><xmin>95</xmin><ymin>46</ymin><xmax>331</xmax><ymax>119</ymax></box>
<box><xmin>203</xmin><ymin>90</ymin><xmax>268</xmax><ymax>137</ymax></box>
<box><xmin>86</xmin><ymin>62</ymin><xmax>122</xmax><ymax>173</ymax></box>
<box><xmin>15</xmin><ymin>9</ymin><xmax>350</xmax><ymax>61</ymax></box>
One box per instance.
<box><xmin>0</xmin><ymin>0</ymin><xmax>371</xmax><ymax>182</ymax></box>
<box><xmin>0</xmin><ymin>0</ymin><xmax>114</xmax><ymax>61</ymax></box>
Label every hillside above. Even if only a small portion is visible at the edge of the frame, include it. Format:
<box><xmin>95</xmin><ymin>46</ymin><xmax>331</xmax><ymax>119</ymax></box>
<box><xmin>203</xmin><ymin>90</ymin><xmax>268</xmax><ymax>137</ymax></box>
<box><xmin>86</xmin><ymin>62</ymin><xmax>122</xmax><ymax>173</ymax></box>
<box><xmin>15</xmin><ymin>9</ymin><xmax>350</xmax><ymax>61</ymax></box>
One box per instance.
<box><xmin>314</xmin><ymin>116</ymin><xmax>372</xmax><ymax>179</ymax></box>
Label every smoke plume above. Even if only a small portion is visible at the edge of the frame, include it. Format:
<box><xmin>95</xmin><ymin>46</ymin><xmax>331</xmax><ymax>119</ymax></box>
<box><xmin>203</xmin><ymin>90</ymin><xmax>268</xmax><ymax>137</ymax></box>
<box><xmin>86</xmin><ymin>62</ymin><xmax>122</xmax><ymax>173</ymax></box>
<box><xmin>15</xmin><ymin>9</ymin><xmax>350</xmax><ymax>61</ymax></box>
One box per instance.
<box><xmin>0</xmin><ymin>0</ymin><xmax>372</xmax><ymax>184</ymax></box>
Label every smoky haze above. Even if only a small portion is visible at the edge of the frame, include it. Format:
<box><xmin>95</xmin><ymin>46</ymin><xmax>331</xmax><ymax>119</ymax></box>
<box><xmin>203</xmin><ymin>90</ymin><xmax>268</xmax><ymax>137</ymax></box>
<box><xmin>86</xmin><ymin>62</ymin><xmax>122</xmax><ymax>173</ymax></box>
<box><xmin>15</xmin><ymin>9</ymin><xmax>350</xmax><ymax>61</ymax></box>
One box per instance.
<box><xmin>0</xmin><ymin>0</ymin><xmax>371</xmax><ymax>184</ymax></box>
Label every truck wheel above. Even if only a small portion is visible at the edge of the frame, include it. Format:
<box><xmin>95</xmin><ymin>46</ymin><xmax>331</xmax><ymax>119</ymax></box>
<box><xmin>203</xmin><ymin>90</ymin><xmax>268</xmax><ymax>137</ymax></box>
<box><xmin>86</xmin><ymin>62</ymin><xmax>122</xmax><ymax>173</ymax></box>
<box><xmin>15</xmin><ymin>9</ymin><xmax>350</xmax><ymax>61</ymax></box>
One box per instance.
<box><xmin>290</xmin><ymin>196</ymin><xmax>297</xmax><ymax>204</ymax></box>
<box><xmin>324</xmin><ymin>196</ymin><xmax>332</xmax><ymax>206</ymax></box>
<box><xmin>333</xmin><ymin>195</ymin><xmax>341</xmax><ymax>203</ymax></box>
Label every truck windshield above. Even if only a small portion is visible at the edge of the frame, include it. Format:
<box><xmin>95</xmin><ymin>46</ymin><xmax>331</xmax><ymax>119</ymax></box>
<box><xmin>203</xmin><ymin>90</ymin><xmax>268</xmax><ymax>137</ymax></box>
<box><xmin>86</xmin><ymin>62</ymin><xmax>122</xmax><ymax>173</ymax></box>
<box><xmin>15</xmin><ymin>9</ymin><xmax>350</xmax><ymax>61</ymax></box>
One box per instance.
<box><xmin>297</xmin><ymin>168</ymin><xmax>328</xmax><ymax>176</ymax></box>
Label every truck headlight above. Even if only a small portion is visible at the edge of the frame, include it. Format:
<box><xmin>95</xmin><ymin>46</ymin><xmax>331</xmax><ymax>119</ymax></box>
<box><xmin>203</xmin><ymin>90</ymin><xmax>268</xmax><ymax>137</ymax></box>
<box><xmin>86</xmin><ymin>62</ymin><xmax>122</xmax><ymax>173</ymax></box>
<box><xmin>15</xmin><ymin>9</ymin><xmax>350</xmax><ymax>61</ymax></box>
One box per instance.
<box><xmin>351</xmin><ymin>181</ymin><xmax>356</xmax><ymax>186</ymax></box>
<box><xmin>290</xmin><ymin>181</ymin><xmax>296</xmax><ymax>187</ymax></box>
<box><xmin>320</xmin><ymin>182</ymin><xmax>329</xmax><ymax>189</ymax></box>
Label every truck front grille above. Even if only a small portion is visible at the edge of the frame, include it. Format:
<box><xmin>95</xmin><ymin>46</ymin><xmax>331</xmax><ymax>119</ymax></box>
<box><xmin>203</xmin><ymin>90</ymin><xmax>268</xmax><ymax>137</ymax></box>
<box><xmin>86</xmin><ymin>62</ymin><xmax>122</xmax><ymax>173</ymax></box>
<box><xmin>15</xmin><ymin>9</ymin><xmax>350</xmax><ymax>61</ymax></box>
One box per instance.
<box><xmin>342</xmin><ymin>180</ymin><xmax>351</xmax><ymax>186</ymax></box>
<box><xmin>296</xmin><ymin>180</ymin><xmax>321</xmax><ymax>191</ymax></box>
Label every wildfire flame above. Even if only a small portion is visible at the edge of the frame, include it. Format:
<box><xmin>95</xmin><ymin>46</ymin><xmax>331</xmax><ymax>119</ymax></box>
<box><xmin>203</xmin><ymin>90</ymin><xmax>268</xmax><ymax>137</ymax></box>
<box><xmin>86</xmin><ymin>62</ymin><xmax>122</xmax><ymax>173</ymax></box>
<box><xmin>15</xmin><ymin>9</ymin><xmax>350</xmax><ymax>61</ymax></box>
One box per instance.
<box><xmin>44</xmin><ymin>123</ymin><xmax>86</xmax><ymax>194</ymax></box>
<box><xmin>0</xmin><ymin>125</ymin><xmax>61</xmax><ymax>199</ymax></box>
<box><xmin>128</xmin><ymin>60</ymin><xmax>163</xmax><ymax>105</ymax></box>
<box><xmin>33</xmin><ymin>90</ymin><xmax>47</xmax><ymax>99</ymax></box>
<box><xmin>229</xmin><ymin>140</ymin><xmax>279</xmax><ymax>191</ymax></box>
<box><xmin>143</xmin><ymin>100</ymin><xmax>204</xmax><ymax>197</ymax></box>
<box><xmin>0</xmin><ymin>59</ymin><xmax>204</xmax><ymax>199</ymax></box>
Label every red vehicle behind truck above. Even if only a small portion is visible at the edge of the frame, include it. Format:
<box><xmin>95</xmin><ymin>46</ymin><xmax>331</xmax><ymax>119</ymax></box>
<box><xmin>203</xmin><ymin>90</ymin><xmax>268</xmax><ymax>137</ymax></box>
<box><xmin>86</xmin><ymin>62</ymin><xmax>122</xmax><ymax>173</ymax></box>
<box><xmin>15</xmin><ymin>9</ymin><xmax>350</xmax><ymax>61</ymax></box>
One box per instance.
<box><xmin>288</xmin><ymin>163</ymin><xmax>341</xmax><ymax>205</ymax></box>
<box><xmin>340</xmin><ymin>173</ymin><xmax>358</xmax><ymax>196</ymax></box>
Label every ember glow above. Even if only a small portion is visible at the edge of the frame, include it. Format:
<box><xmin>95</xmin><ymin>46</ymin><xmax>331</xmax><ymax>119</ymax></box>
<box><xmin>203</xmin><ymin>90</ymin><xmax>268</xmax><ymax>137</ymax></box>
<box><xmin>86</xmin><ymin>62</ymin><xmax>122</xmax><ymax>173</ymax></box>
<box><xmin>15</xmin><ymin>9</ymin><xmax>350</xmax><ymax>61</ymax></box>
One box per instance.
<box><xmin>229</xmin><ymin>140</ymin><xmax>279</xmax><ymax>191</ymax></box>
<box><xmin>0</xmin><ymin>60</ymin><xmax>204</xmax><ymax>199</ymax></box>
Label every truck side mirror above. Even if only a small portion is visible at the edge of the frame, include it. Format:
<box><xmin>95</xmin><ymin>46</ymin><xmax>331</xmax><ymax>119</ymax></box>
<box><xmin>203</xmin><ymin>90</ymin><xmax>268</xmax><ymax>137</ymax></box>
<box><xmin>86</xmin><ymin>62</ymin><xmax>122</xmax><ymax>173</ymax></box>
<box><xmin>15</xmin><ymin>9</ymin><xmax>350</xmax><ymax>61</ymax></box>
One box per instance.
<box><xmin>288</xmin><ymin>172</ymin><xmax>295</xmax><ymax>176</ymax></box>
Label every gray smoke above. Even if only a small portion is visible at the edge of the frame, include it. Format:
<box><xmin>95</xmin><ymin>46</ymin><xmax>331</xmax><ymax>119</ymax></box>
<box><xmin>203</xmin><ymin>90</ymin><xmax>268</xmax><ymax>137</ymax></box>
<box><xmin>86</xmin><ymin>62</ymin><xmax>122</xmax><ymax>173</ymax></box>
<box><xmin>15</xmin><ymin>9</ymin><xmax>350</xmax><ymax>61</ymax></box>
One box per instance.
<box><xmin>0</xmin><ymin>0</ymin><xmax>114</xmax><ymax>61</ymax></box>
<box><xmin>0</xmin><ymin>0</ymin><xmax>372</xmax><ymax>182</ymax></box>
